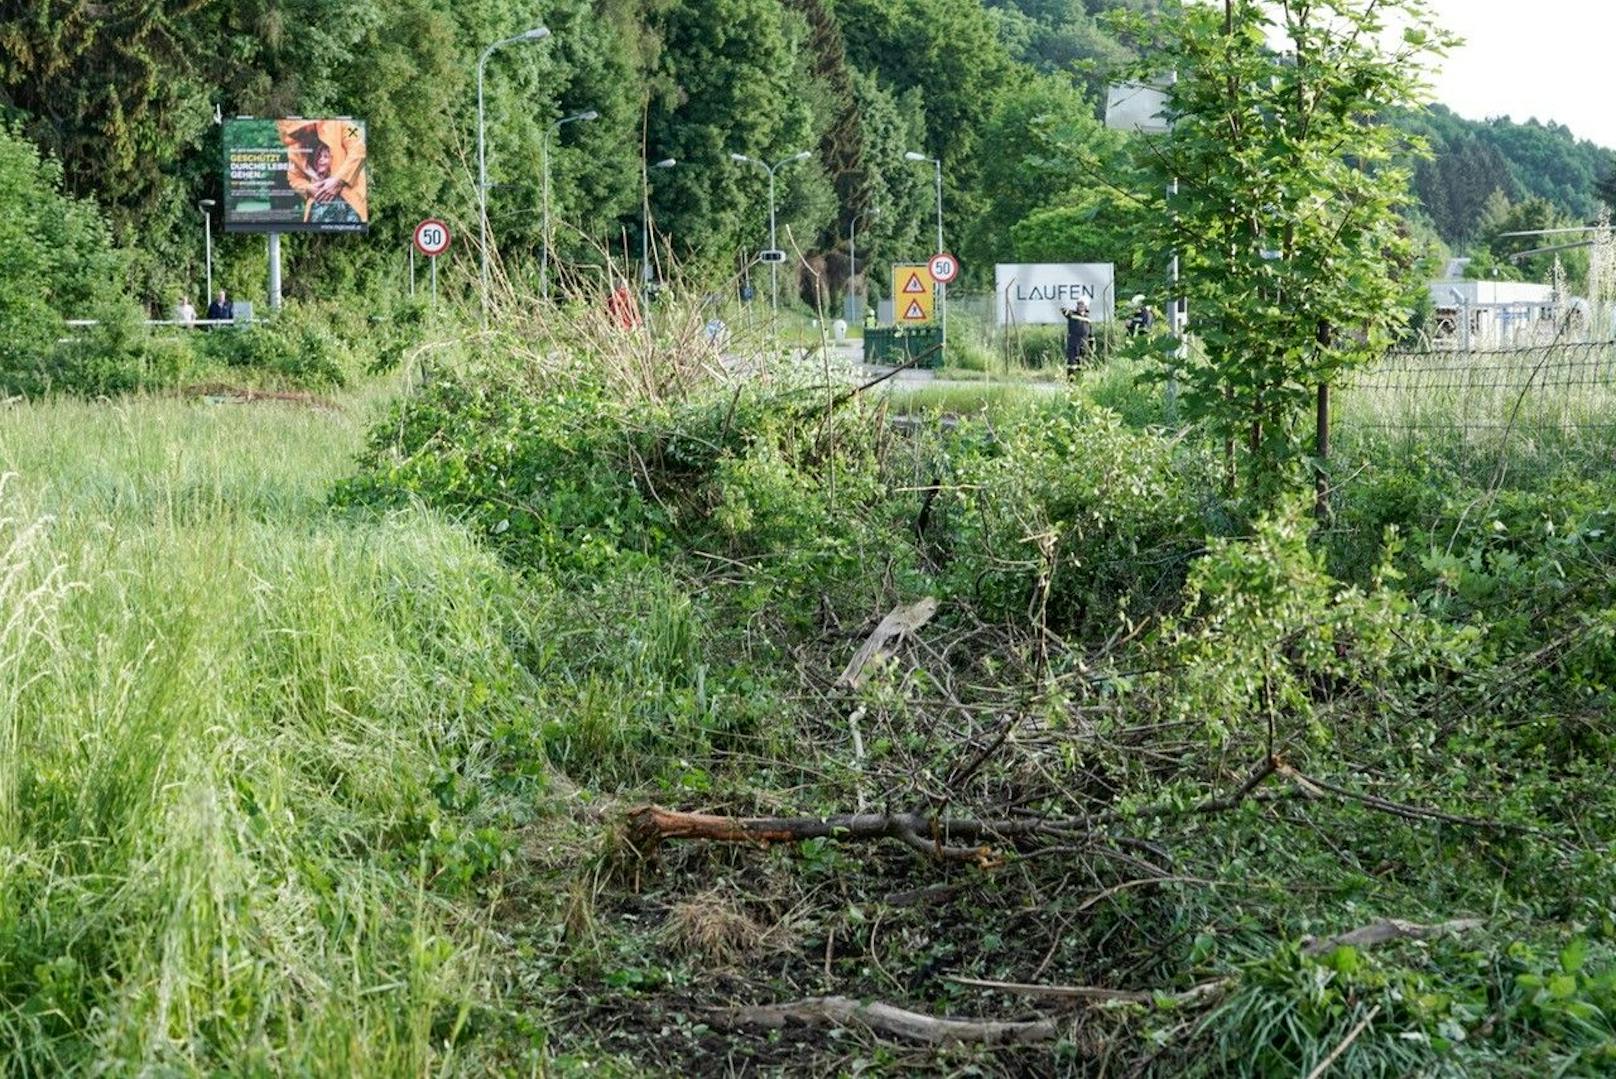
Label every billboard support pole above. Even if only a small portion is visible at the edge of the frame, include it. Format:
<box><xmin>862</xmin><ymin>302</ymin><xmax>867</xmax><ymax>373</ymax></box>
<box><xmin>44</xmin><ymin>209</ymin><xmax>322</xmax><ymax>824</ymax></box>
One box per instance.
<box><xmin>267</xmin><ymin>232</ymin><xmax>283</xmax><ymax>311</ymax></box>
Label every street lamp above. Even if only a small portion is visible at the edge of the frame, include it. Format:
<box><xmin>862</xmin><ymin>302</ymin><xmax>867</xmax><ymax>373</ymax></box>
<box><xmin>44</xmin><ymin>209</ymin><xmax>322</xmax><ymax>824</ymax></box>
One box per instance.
<box><xmin>904</xmin><ymin>150</ymin><xmax>946</xmax><ymax>346</ymax></box>
<box><xmin>478</xmin><ymin>25</ymin><xmax>551</xmax><ymax>328</ymax></box>
<box><xmin>848</xmin><ymin>205</ymin><xmax>878</xmax><ymax>323</ymax></box>
<box><xmin>731</xmin><ymin>150</ymin><xmax>812</xmax><ymax>325</ymax></box>
<box><xmin>198</xmin><ymin>199</ymin><xmax>216</xmax><ymax>308</ymax></box>
<box><xmin>541</xmin><ymin>108</ymin><xmax>598</xmax><ymax>300</ymax></box>
<box><xmin>642</xmin><ymin>158</ymin><xmax>676</xmax><ymax>319</ymax></box>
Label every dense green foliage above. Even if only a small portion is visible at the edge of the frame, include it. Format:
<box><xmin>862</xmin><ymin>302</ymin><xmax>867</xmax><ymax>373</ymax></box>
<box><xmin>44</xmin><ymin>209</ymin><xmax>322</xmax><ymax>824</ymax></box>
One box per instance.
<box><xmin>314</xmin><ymin>302</ymin><xmax>1616</xmax><ymax>1071</ymax></box>
<box><xmin>3</xmin><ymin>0</ymin><xmax>1610</xmax><ymax>320</ymax></box>
<box><xmin>1119</xmin><ymin>0</ymin><xmax>1447</xmax><ymax>486</ymax></box>
<box><xmin>1408</xmin><ymin>105</ymin><xmax>1616</xmax><ymax>245</ymax></box>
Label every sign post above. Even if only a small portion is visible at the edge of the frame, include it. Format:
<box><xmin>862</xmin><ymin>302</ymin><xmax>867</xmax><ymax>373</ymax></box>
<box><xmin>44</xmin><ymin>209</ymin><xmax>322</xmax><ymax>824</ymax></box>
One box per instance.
<box><xmin>413</xmin><ymin>218</ymin><xmax>452</xmax><ymax>302</ymax></box>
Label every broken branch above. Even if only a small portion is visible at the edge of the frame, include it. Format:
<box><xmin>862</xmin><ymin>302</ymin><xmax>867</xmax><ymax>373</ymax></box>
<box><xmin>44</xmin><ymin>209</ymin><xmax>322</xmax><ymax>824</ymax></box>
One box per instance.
<box><xmin>1301</xmin><ymin>917</ymin><xmax>1484</xmax><ymax>957</ymax></box>
<box><xmin>722</xmin><ymin>994</ymin><xmax>1059</xmax><ymax>1046</ymax></box>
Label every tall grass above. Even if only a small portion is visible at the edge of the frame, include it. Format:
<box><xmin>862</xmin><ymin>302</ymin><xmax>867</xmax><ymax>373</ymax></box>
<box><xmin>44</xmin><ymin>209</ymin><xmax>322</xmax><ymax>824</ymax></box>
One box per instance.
<box><xmin>0</xmin><ymin>391</ymin><xmax>542</xmax><ymax>1072</ymax></box>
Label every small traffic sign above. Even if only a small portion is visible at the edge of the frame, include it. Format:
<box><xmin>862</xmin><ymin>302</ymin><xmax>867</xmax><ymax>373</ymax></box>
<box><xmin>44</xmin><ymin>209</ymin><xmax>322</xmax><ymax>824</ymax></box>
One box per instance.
<box><xmin>758</xmin><ymin>249</ymin><xmax>787</xmax><ymax>264</ymax></box>
<box><xmin>892</xmin><ymin>264</ymin><xmax>935</xmax><ymax>323</ymax></box>
<box><xmin>928</xmin><ymin>252</ymin><xmax>959</xmax><ymax>284</ymax></box>
<box><xmin>413</xmin><ymin>218</ymin><xmax>452</xmax><ymax>257</ymax></box>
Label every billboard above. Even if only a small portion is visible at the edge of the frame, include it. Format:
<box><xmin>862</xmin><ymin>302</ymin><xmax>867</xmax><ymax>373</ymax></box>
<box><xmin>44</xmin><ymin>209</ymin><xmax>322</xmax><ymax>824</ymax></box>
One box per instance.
<box><xmin>224</xmin><ymin>118</ymin><xmax>369</xmax><ymax>233</ymax></box>
<box><xmin>995</xmin><ymin>264</ymin><xmax>1115</xmax><ymax>325</ymax></box>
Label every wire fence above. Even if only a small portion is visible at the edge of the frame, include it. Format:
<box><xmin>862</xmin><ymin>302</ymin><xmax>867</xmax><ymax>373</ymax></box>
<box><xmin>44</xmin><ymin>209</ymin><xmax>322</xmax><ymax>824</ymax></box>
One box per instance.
<box><xmin>1338</xmin><ymin>340</ymin><xmax>1616</xmax><ymax>432</ymax></box>
<box><xmin>1330</xmin><ymin>340</ymin><xmax>1616</xmax><ymax>483</ymax></box>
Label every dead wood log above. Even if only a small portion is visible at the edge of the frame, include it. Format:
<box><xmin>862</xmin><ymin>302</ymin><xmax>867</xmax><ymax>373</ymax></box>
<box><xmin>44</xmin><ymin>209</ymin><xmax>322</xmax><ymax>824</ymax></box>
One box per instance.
<box><xmin>1301</xmin><ymin>917</ymin><xmax>1484</xmax><ymax>957</ymax></box>
<box><xmin>946</xmin><ymin>974</ymin><xmax>1229</xmax><ymax>1007</ymax></box>
<box><xmin>723</xmin><ymin>995</ymin><xmax>1059</xmax><ymax>1046</ymax></box>
<box><xmin>628</xmin><ymin>805</ymin><xmax>1001</xmax><ymax>863</ymax></box>
<box><xmin>837</xmin><ymin>597</ymin><xmax>939</xmax><ymax>689</ymax></box>
<box><xmin>627</xmin><ymin>757</ymin><xmax>1287</xmax><ymax>864</ymax></box>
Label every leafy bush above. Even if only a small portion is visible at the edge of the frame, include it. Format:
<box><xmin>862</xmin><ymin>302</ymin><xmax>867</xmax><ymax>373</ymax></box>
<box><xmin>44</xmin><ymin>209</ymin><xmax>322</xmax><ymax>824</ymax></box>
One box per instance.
<box><xmin>0</xmin><ymin>126</ymin><xmax>128</xmax><ymax>396</ymax></box>
<box><xmin>944</xmin><ymin>399</ymin><xmax>1217</xmax><ymax>638</ymax></box>
<box><xmin>197</xmin><ymin>305</ymin><xmax>351</xmax><ymax>388</ymax></box>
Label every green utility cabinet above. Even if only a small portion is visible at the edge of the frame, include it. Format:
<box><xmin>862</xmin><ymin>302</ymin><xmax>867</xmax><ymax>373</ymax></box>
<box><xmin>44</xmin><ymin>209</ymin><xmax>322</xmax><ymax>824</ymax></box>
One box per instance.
<box><xmin>864</xmin><ymin>325</ymin><xmax>943</xmax><ymax>367</ymax></box>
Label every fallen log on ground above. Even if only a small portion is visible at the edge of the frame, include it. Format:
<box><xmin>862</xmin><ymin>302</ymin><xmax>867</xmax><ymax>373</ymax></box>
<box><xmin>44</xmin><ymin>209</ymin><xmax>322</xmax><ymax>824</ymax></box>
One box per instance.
<box><xmin>626</xmin><ymin>758</ymin><xmax>1283</xmax><ymax>864</ymax></box>
<box><xmin>721</xmin><ymin>995</ymin><xmax>1059</xmax><ymax>1046</ymax></box>
<box><xmin>628</xmin><ymin>805</ymin><xmax>1005</xmax><ymax>863</ymax></box>
<box><xmin>1301</xmin><ymin>917</ymin><xmax>1484</xmax><ymax>956</ymax></box>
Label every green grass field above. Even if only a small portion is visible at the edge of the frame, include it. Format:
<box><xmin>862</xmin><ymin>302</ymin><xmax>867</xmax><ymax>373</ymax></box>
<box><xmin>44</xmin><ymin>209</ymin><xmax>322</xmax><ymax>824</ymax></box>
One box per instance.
<box><xmin>0</xmin><ymin>387</ymin><xmax>544</xmax><ymax>1073</ymax></box>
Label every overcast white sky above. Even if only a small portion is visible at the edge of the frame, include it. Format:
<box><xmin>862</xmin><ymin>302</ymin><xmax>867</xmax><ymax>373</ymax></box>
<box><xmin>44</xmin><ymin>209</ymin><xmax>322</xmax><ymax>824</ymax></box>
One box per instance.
<box><xmin>1421</xmin><ymin>0</ymin><xmax>1615</xmax><ymax>148</ymax></box>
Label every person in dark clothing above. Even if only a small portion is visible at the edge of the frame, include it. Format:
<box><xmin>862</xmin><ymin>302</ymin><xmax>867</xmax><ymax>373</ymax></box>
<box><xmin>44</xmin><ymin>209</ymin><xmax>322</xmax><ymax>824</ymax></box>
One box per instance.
<box><xmin>1061</xmin><ymin>300</ymin><xmax>1093</xmax><ymax>375</ymax></box>
<box><xmin>1125</xmin><ymin>294</ymin><xmax>1153</xmax><ymax>336</ymax></box>
<box><xmin>206</xmin><ymin>289</ymin><xmax>233</xmax><ymax>323</ymax></box>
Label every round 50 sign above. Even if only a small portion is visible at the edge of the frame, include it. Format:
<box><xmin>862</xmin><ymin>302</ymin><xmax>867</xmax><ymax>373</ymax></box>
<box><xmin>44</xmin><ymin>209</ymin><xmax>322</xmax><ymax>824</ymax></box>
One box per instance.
<box><xmin>413</xmin><ymin>218</ymin><xmax>452</xmax><ymax>257</ymax></box>
<box><xmin>928</xmin><ymin>252</ymin><xmax>959</xmax><ymax>284</ymax></box>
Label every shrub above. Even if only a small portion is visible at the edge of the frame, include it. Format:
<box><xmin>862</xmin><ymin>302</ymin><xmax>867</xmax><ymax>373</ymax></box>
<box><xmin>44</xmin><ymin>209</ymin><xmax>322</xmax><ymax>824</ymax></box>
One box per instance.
<box><xmin>197</xmin><ymin>306</ymin><xmax>350</xmax><ymax>389</ymax></box>
<box><xmin>945</xmin><ymin>400</ymin><xmax>1217</xmax><ymax>638</ymax></box>
<box><xmin>0</xmin><ymin>126</ymin><xmax>128</xmax><ymax>396</ymax></box>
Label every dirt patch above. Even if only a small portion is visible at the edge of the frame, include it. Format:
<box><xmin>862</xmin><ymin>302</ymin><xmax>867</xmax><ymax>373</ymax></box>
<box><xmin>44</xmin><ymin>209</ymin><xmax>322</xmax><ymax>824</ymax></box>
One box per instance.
<box><xmin>182</xmin><ymin>383</ymin><xmax>340</xmax><ymax>410</ymax></box>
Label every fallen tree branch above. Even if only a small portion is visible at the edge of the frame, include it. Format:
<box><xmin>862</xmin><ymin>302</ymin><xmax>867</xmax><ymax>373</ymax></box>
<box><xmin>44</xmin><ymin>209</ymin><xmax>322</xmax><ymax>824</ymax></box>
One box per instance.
<box><xmin>1276</xmin><ymin>762</ymin><xmax>1547</xmax><ymax>836</ymax></box>
<box><xmin>628</xmin><ymin>806</ymin><xmax>998</xmax><ymax>863</ymax></box>
<box><xmin>946</xmin><ymin>974</ymin><xmax>1228</xmax><ymax>1007</ymax></box>
<box><xmin>721</xmin><ymin>995</ymin><xmax>1059</xmax><ymax>1046</ymax></box>
<box><xmin>1305</xmin><ymin>1004</ymin><xmax>1380</xmax><ymax>1079</ymax></box>
<box><xmin>1301</xmin><ymin>917</ymin><xmax>1484</xmax><ymax>957</ymax></box>
<box><xmin>628</xmin><ymin>757</ymin><xmax>1284</xmax><ymax>864</ymax></box>
<box><xmin>945</xmin><ymin>916</ymin><xmax>1485</xmax><ymax>1017</ymax></box>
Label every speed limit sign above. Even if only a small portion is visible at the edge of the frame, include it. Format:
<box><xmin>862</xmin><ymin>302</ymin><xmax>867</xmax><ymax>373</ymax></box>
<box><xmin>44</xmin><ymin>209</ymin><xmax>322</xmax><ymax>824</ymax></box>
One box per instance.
<box><xmin>928</xmin><ymin>251</ymin><xmax>959</xmax><ymax>284</ymax></box>
<box><xmin>413</xmin><ymin>218</ymin><xmax>452</xmax><ymax>257</ymax></box>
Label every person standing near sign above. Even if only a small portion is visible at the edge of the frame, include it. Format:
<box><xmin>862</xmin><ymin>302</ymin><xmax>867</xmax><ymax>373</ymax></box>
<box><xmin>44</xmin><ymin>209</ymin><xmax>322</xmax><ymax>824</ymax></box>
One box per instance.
<box><xmin>173</xmin><ymin>296</ymin><xmax>197</xmax><ymax>326</ymax></box>
<box><xmin>1125</xmin><ymin>294</ymin><xmax>1153</xmax><ymax>336</ymax></box>
<box><xmin>1061</xmin><ymin>300</ymin><xmax>1093</xmax><ymax>375</ymax></box>
<box><xmin>207</xmin><ymin>289</ymin><xmax>232</xmax><ymax>324</ymax></box>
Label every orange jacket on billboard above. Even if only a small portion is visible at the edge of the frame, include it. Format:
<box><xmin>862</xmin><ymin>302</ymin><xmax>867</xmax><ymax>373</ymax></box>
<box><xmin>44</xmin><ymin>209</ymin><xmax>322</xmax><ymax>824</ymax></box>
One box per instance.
<box><xmin>278</xmin><ymin>119</ymin><xmax>368</xmax><ymax>222</ymax></box>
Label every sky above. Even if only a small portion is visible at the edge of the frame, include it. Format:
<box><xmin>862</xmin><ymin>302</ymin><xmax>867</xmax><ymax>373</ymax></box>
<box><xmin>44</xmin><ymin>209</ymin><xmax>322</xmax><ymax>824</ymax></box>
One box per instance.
<box><xmin>1421</xmin><ymin>0</ymin><xmax>1615</xmax><ymax>149</ymax></box>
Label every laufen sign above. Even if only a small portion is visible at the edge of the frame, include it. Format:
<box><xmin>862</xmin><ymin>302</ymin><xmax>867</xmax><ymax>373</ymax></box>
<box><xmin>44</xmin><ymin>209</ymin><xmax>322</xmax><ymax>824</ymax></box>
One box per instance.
<box><xmin>995</xmin><ymin>263</ymin><xmax>1116</xmax><ymax>325</ymax></box>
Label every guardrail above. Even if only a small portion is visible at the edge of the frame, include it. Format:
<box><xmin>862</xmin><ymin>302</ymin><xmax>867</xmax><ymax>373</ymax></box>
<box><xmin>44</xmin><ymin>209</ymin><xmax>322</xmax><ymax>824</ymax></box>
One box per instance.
<box><xmin>63</xmin><ymin>318</ymin><xmax>245</xmax><ymax>328</ymax></box>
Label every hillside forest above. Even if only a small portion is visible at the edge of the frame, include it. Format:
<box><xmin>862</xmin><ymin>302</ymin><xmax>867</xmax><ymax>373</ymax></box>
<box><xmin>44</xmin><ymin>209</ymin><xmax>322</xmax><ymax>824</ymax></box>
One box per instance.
<box><xmin>3</xmin><ymin>0</ymin><xmax>1614</xmax><ymax>314</ymax></box>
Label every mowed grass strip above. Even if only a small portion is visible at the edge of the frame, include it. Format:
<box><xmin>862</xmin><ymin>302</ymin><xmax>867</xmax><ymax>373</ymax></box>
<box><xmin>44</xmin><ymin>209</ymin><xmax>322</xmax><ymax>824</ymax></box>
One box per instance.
<box><xmin>0</xmin><ymin>391</ymin><xmax>542</xmax><ymax>1073</ymax></box>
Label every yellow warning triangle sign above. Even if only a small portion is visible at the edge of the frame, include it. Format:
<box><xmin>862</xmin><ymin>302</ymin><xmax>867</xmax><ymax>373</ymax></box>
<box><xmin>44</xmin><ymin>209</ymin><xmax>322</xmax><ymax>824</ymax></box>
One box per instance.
<box><xmin>901</xmin><ymin>271</ymin><xmax>927</xmax><ymax>294</ymax></box>
<box><xmin>903</xmin><ymin>299</ymin><xmax>927</xmax><ymax>320</ymax></box>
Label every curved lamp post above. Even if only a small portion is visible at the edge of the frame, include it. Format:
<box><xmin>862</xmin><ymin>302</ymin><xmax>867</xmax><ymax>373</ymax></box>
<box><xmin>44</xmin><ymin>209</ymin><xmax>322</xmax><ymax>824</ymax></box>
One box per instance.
<box><xmin>198</xmin><ymin>199</ymin><xmax>216</xmax><ymax>306</ymax></box>
<box><xmin>731</xmin><ymin>150</ymin><xmax>812</xmax><ymax>325</ymax></box>
<box><xmin>903</xmin><ymin>150</ymin><xmax>946</xmax><ymax>346</ymax></box>
<box><xmin>642</xmin><ymin>158</ymin><xmax>676</xmax><ymax>319</ymax></box>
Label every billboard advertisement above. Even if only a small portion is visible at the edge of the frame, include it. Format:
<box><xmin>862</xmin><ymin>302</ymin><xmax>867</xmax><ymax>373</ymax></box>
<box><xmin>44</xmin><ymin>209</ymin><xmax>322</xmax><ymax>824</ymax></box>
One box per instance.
<box><xmin>995</xmin><ymin>263</ymin><xmax>1115</xmax><ymax>325</ymax></box>
<box><xmin>224</xmin><ymin>118</ymin><xmax>369</xmax><ymax>233</ymax></box>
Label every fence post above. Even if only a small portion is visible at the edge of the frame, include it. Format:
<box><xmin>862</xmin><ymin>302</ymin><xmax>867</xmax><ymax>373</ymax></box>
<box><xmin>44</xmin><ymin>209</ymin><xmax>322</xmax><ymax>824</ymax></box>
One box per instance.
<box><xmin>1314</xmin><ymin>320</ymin><xmax>1333</xmax><ymax>521</ymax></box>
<box><xmin>1315</xmin><ymin>382</ymin><xmax>1331</xmax><ymax>519</ymax></box>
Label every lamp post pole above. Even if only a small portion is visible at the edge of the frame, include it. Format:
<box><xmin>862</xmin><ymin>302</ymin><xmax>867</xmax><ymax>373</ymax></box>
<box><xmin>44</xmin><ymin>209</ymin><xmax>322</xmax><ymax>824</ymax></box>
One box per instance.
<box><xmin>904</xmin><ymin>151</ymin><xmax>945</xmax><ymax>346</ymax></box>
<box><xmin>198</xmin><ymin>200</ymin><xmax>215</xmax><ymax>306</ymax></box>
<box><xmin>847</xmin><ymin>207</ymin><xmax>878</xmax><ymax>324</ymax></box>
<box><xmin>478</xmin><ymin>26</ymin><xmax>551</xmax><ymax>329</ymax></box>
<box><xmin>731</xmin><ymin>150</ymin><xmax>811</xmax><ymax>332</ymax></box>
<box><xmin>541</xmin><ymin>108</ymin><xmax>598</xmax><ymax>301</ymax></box>
<box><xmin>642</xmin><ymin>158</ymin><xmax>676</xmax><ymax>322</ymax></box>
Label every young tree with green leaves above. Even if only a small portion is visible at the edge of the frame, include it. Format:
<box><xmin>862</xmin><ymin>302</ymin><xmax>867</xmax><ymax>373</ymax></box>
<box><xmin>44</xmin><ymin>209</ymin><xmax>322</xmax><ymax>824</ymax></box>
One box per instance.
<box><xmin>1116</xmin><ymin>0</ymin><xmax>1454</xmax><ymax>493</ymax></box>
